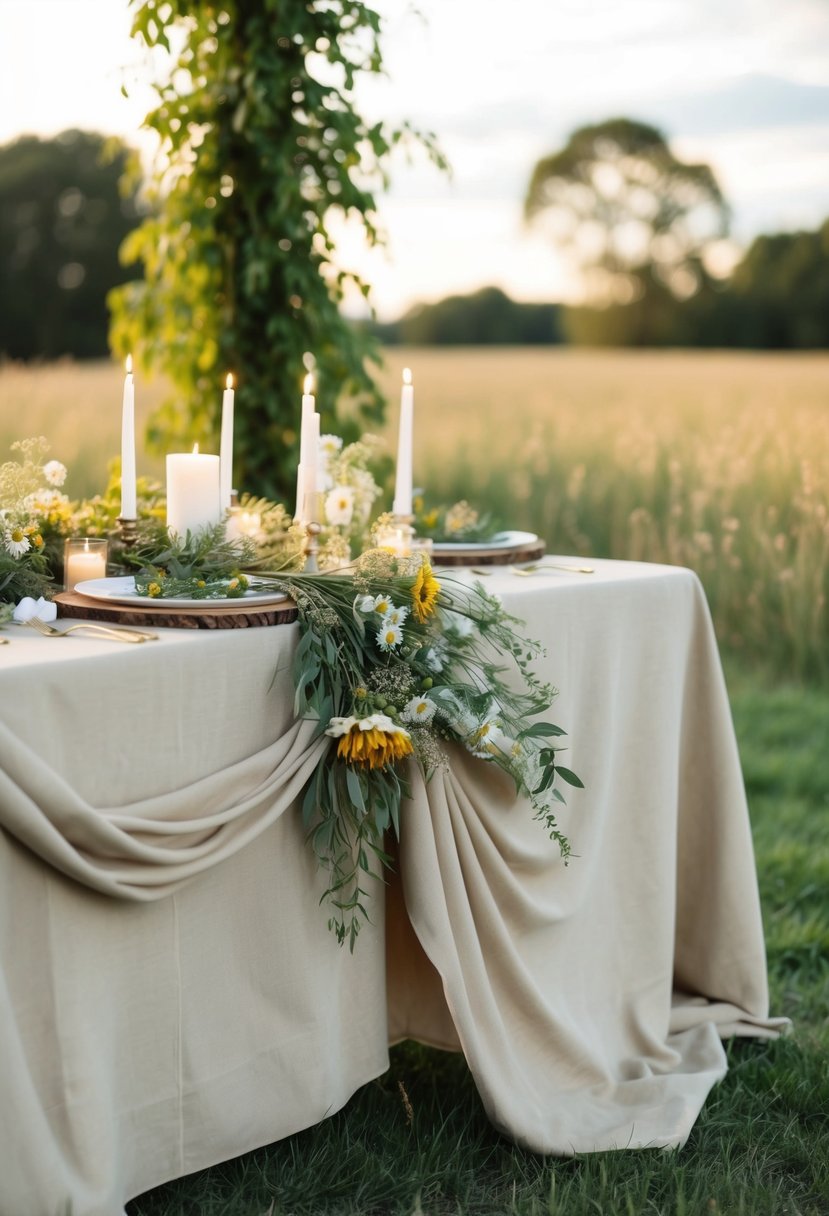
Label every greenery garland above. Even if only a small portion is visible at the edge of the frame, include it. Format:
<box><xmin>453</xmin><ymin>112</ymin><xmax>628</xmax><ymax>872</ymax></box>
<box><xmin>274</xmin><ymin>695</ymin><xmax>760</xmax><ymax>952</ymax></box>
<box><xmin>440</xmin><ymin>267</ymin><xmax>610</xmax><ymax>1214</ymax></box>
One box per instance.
<box><xmin>261</xmin><ymin>550</ymin><xmax>581</xmax><ymax>949</ymax></box>
<box><xmin>128</xmin><ymin>537</ymin><xmax>581</xmax><ymax>948</ymax></box>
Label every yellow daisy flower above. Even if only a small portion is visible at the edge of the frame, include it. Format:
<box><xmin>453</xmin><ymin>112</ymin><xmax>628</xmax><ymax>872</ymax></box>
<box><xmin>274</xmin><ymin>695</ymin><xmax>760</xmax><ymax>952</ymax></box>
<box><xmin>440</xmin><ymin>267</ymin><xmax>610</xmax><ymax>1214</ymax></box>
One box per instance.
<box><xmin>411</xmin><ymin>560</ymin><xmax>440</xmax><ymax>623</ymax></box>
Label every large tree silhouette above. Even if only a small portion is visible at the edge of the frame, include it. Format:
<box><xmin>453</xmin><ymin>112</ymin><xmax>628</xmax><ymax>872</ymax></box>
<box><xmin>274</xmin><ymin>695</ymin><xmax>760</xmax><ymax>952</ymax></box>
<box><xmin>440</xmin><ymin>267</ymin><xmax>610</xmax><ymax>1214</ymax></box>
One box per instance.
<box><xmin>524</xmin><ymin>118</ymin><xmax>729</xmax><ymax>309</ymax></box>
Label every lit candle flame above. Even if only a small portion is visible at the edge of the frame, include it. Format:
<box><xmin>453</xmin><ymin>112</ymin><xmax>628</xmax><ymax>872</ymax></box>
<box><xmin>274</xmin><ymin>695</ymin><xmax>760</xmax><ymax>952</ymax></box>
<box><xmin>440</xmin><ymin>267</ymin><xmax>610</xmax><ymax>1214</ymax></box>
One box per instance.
<box><xmin>403</xmin><ymin>367</ymin><xmax>412</xmax><ymax>385</ymax></box>
<box><xmin>126</xmin><ymin>354</ymin><xmax>133</xmax><ymax>376</ymax></box>
<box><xmin>226</xmin><ymin>372</ymin><xmax>233</xmax><ymax>390</ymax></box>
<box><xmin>192</xmin><ymin>442</ymin><xmax>199</xmax><ymax>454</ymax></box>
<box><xmin>304</xmin><ymin>373</ymin><xmax>314</xmax><ymax>395</ymax></box>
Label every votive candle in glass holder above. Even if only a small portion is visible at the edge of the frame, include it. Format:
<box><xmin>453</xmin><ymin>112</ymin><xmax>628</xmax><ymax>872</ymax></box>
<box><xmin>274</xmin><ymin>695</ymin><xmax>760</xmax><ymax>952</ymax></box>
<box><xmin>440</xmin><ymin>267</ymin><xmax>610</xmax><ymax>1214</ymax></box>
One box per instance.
<box><xmin>374</xmin><ymin>522</ymin><xmax>428</xmax><ymax>559</ymax></box>
<box><xmin>64</xmin><ymin>538</ymin><xmax>108</xmax><ymax>591</ymax></box>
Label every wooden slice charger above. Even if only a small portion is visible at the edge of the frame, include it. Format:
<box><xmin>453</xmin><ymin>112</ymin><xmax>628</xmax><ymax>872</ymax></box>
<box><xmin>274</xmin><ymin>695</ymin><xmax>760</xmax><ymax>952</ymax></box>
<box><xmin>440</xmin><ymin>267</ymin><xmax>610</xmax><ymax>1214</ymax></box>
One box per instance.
<box><xmin>430</xmin><ymin>537</ymin><xmax>545</xmax><ymax>568</ymax></box>
<box><xmin>55</xmin><ymin>590</ymin><xmax>298</xmax><ymax>630</ymax></box>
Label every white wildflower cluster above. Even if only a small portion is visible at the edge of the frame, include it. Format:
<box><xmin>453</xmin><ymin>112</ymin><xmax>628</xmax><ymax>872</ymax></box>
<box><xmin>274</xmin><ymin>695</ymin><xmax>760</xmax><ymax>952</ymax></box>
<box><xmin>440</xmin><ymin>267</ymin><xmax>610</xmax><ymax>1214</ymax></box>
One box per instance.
<box><xmin>357</xmin><ymin>591</ymin><xmax>410</xmax><ymax>654</ymax></box>
<box><xmin>319</xmin><ymin>433</ymin><xmax>383</xmax><ymax>545</ymax></box>
<box><xmin>0</xmin><ymin>439</ymin><xmax>68</xmax><ymax>565</ymax></box>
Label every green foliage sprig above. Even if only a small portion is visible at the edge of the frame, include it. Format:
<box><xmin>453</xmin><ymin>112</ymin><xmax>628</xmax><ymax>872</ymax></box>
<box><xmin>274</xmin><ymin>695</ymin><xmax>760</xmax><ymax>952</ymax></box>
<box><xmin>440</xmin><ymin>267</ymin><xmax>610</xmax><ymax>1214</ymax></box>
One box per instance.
<box><xmin>261</xmin><ymin>550</ymin><xmax>580</xmax><ymax>949</ymax></box>
<box><xmin>128</xmin><ymin>520</ymin><xmax>258</xmax><ymax>598</ymax></box>
<box><xmin>111</xmin><ymin>0</ymin><xmax>448</xmax><ymax>502</ymax></box>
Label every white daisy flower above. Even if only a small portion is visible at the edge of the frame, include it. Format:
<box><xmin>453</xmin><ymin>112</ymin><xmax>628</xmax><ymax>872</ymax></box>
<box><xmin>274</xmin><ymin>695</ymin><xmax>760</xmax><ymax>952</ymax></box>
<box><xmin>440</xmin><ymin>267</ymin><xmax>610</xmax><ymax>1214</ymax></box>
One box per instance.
<box><xmin>376</xmin><ymin>622</ymin><xmax>403</xmax><ymax>652</ymax></box>
<box><xmin>467</xmin><ymin>714</ymin><xmax>512</xmax><ymax>758</ymax></box>
<box><xmin>385</xmin><ymin>605</ymin><xmax>409</xmax><ymax>627</ymax></box>
<box><xmin>42</xmin><ymin>460</ymin><xmax>67</xmax><ymax>487</ymax></box>
<box><xmin>401</xmin><ymin>695</ymin><xmax>436</xmax><ymax>725</ymax></box>
<box><xmin>373</xmin><ymin>593</ymin><xmax>394</xmax><ymax>616</ymax></box>
<box><xmin>5</xmin><ymin>529</ymin><xmax>30</xmax><ymax>559</ymax></box>
<box><xmin>325</xmin><ymin>485</ymin><xmax>355</xmax><ymax>527</ymax></box>
<box><xmin>319</xmin><ymin>434</ymin><xmax>343</xmax><ymax>461</ymax></box>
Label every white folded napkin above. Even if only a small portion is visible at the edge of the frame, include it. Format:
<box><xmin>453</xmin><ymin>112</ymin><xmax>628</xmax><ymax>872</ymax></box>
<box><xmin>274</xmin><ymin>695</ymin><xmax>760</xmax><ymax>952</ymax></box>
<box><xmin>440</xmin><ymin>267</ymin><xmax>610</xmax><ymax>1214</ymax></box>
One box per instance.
<box><xmin>13</xmin><ymin>596</ymin><xmax>58</xmax><ymax>623</ymax></box>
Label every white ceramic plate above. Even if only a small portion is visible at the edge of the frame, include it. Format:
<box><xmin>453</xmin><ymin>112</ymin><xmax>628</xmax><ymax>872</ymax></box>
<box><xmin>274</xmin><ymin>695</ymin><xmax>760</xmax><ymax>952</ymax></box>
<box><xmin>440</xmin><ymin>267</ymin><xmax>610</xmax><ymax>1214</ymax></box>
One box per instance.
<box><xmin>74</xmin><ymin>576</ymin><xmax>288</xmax><ymax>609</ymax></box>
<box><xmin>430</xmin><ymin>529</ymin><xmax>539</xmax><ymax>554</ymax></box>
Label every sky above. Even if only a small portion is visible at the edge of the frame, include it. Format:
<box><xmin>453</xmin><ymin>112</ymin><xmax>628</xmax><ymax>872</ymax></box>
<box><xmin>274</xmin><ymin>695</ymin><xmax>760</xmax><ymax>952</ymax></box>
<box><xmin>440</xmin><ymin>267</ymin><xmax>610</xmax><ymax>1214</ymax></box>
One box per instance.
<box><xmin>1</xmin><ymin>0</ymin><xmax>828</xmax><ymax>319</ymax></box>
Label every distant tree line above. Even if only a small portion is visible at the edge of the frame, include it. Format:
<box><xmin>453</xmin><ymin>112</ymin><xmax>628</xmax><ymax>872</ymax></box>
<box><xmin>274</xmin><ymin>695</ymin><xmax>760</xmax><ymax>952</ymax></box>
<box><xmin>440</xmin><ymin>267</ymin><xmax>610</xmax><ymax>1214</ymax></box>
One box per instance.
<box><xmin>0</xmin><ymin>122</ymin><xmax>827</xmax><ymax>360</ymax></box>
<box><xmin>559</xmin><ymin>218</ymin><xmax>829</xmax><ymax>349</ymax></box>
<box><xmin>374</xmin><ymin>287</ymin><xmax>563</xmax><ymax>346</ymax></box>
<box><xmin>375</xmin><ymin>221</ymin><xmax>829</xmax><ymax>349</ymax></box>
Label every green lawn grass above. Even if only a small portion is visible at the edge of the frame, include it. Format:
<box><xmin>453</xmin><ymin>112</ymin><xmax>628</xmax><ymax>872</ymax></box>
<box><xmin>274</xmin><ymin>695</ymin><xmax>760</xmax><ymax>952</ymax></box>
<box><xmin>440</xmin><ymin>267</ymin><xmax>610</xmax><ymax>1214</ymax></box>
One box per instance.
<box><xmin>127</xmin><ymin>660</ymin><xmax>829</xmax><ymax>1216</ymax></box>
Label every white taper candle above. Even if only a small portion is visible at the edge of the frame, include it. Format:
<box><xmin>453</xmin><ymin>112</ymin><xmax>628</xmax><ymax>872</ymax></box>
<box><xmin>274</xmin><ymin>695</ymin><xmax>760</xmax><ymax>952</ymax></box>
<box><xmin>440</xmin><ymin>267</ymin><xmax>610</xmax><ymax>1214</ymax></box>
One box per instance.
<box><xmin>219</xmin><ymin>372</ymin><xmax>235</xmax><ymax>510</ymax></box>
<box><xmin>393</xmin><ymin>367</ymin><xmax>414</xmax><ymax>516</ymax></box>
<box><xmin>120</xmin><ymin>355</ymin><xmax>137</xmax><ymax>519</ymax></box>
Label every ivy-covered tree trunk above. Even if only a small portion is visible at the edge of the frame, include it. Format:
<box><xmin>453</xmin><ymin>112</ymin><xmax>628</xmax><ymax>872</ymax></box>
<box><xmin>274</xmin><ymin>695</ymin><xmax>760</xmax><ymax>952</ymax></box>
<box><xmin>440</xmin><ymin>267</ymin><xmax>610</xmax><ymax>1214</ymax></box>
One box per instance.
<box><xmin>111</xmin><ymin>0</ymin><xmax>436</xmax><ymax>501</ymax></box>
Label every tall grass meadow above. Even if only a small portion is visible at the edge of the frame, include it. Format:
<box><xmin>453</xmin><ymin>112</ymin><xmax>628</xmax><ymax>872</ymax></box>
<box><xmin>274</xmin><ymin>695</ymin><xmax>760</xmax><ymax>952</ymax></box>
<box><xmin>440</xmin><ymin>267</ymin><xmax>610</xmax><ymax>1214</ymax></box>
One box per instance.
<box><xmin>377</xmin><ymin>349</ymin><xmax>829</xmax><ymax>682</ymax></box>
<box><xmin>2</xmin><ymin>349</ymin><xmax>827</xmax><ymax>682</ymax></box>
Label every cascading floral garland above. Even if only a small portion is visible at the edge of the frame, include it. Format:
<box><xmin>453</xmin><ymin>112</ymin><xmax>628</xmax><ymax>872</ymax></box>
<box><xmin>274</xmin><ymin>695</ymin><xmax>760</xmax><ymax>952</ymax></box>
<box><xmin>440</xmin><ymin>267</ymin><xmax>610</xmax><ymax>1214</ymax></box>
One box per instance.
<box><xmin>262</xmin><ymin>549</ymin><xmax>581</xmax><ymax>949</ymax></box>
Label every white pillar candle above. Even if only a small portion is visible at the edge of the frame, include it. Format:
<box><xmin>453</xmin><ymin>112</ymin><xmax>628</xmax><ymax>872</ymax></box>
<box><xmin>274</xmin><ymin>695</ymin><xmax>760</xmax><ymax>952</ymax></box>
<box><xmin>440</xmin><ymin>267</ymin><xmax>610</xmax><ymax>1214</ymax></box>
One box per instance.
<box><xmin>166</xmin><ymin>445</ymin><xmax>222</xmax><ymax>539</ymax></box>
<box><xmin>393</xmin><ymin>367</ymin><xmax>414</xmax><ymax>517</ymax></box>
<box><xmin>65</xmin><ymin>541</ymin><xmax>107</xmax><ymax>591</ymax></box>
<box><xmin>120</xmin><ymin>355</ymin><xmax>137</xmax><ymax>519</ymax></box>
<box><xmin>219</xmin><ymin>372</ymin><xmax>235</xmax><ymax>510</ymax></box>
<box><xmin>295</xmin><ymin>372</ymin><xmax>317</xmax><ymax>520</ymax></box>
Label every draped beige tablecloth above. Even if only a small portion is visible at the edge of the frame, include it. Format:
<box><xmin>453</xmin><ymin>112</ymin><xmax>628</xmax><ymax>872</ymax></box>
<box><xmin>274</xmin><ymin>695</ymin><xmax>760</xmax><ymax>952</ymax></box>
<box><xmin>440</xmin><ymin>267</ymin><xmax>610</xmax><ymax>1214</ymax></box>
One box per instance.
<box><xmin>0</xmin><ymin>559</ymin><xmax>785</xmax><ymax>1216</ymax></box>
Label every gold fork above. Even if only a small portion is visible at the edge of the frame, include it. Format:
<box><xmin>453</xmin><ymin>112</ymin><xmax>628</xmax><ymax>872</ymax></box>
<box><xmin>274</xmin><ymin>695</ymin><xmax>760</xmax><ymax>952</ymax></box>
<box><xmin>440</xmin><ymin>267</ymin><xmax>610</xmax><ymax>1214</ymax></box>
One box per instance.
<box><xmin>512</xmin><ymin>562</ymin><xmax>595</xmax><ymax>576</ymax></box>
<box><xmin>27</xmin><ymin>617</ymin><xmax>157</xmax><ymax>644</ymax></box>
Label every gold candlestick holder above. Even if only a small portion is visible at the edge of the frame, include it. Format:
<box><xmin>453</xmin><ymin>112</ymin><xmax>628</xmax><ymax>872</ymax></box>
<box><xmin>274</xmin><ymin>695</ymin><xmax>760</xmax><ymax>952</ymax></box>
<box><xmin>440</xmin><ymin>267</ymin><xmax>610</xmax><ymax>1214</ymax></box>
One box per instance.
<box><xmin>303</xmin><ymin>520</ymin><xmax>322</xmax><ymax>573</ymax></box>
<box><xmin>116</xmin><ymin>516</ymin><xmax>139</xmax><ymax>550</ymax></box>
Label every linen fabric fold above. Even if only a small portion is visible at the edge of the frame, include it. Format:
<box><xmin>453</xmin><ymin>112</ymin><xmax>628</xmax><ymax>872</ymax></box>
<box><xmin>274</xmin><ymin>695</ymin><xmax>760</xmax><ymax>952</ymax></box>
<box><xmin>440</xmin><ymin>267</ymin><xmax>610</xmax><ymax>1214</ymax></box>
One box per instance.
<box><xmin>0</xmin><ymin>713</ymin><xmax>327</xmax><ymax>897</ymax></box>
<box><xmin>390</xmin><ymin>562</ymin><xmax>787</xmax><ymax>1153</ymax></box>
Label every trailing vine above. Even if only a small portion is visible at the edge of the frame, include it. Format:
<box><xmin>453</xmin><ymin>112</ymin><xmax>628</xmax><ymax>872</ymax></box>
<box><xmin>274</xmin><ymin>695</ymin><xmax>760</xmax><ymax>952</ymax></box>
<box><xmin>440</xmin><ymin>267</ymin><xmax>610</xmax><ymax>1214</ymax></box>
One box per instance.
<box><xmin>110</xmin><ymin>0</ymin><xmax>446</xmax><ymax>500</ymax></box>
